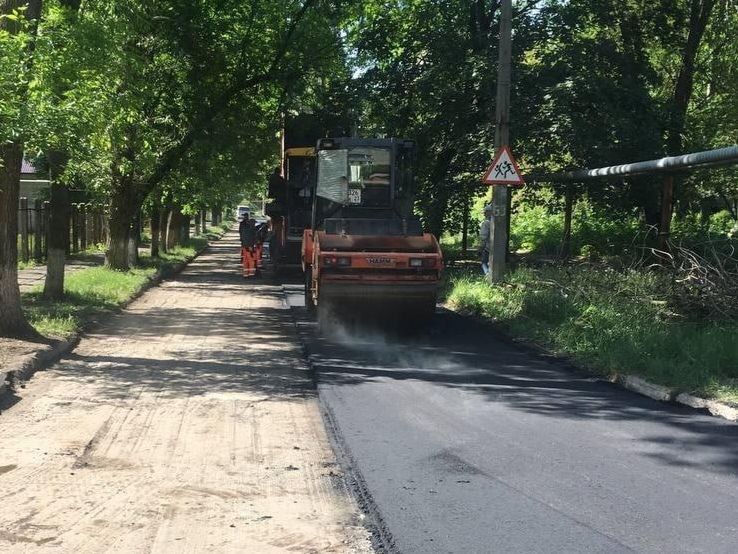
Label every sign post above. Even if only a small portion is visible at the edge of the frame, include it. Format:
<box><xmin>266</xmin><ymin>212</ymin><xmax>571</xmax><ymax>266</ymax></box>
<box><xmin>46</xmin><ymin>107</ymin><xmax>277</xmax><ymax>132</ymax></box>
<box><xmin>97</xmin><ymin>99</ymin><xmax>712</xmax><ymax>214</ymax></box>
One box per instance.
<box><xmin>487</xmin><ymin>0</ymin><xmax>514</xmax><ymax>283</ymax></box>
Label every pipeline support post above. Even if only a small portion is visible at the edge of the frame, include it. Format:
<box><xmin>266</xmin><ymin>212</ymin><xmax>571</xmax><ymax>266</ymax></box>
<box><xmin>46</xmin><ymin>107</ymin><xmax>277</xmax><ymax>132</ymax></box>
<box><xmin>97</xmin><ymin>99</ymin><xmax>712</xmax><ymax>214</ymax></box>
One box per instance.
<box><xmin>561</xmin><ymin>184</ymin><xmax>574</xmax><ymax>259</ymax></box>
<box><xmin>658</xmin><ymin>175</ymin><xmax>674</xmax><ymax>251</ymax></box>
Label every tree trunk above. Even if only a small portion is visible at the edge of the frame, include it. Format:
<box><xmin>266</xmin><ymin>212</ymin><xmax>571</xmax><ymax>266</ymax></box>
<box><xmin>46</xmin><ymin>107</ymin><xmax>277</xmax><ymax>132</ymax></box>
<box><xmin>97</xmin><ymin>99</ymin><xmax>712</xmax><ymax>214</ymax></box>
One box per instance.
<box><xmin>150</xmin><ymin>204</ymin><xmax>161</xmax><ymax>257</ymax></box>
<box><xmin>661</xmin><ymin>0</ymin><xmax>716</xmax><ymax>238</ymax></box>
<box><xmin>43</xmin><ymin>183</ymin><xmax>70</xmax><ymax>300</ymax></box>
<box><xmin>166</xmin><ymin>210</ymin><xmax>175</xmax><ymax>250</ymax></box>
<box><xmin>0</xmin><ymin>0</ymin><xmax>44</xmax><ymax>338</ymax></box>
<box><xmin>181</xmin><ymin>216</ymin><xmax>191</xmax><ymax>243</ymax></box>
<box><xmin>666</xmin><ymin>0</ymin><xmax>716</xmax><ymax>156</ymax></box>
<box><xmin>159</xmin><ymin>206</ymin><xmax>170</xmax><ymax>253</ymax></box>
<box><xmin>106</xmin><ymin>178</ymin><xmax>139</xmax><ymax>270</ymax></box>
<box><xmin>0</xmin><ymin>143</ymin><xmax>36</xmax><ymax>337</ymax></box>
<box><xmin>127</xmin><ymin>210</ymin><xmax>140</xmax><ymax>267</ymax></box>
<box><xmin>167</xmin><ymin>207</ymin><xmax>185</xmax><ymax>250</ymax></box>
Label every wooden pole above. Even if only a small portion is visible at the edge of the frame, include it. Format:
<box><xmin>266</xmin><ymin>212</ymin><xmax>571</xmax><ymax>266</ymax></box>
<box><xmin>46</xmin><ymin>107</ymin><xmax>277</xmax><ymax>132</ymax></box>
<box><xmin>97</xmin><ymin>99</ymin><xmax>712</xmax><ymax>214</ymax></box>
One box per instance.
<box><xmin>33</xmin><ymin>198</ymin><xmax>43</xmax><ymax>261</ymax></box>
<box><xmin>43</xmin><ymin>200</ymin><xmax>50</xmax><ymax>258</ymax></box>
<box><xmin>80</xmin><ymin>204</ymin><xmax>87</xmax><ymax>251</ymax></box>
<box><xmin>19</xmin><ymin>197</ymin><xmax>29</xmax><ymax>263</ymax></box>
<box><xmin>71</xmin><ymin>204</ymin><xmax>79</xmax><ymax>253</ymax></box>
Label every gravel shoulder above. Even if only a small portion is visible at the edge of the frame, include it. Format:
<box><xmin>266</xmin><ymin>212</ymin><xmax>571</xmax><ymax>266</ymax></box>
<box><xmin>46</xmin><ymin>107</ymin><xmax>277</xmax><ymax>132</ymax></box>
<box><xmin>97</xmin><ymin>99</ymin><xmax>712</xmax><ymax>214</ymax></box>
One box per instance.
<box><xmin>0</xmin><ymin>232</ymin><xmax>371</xmax><ymax>553</ymax></box>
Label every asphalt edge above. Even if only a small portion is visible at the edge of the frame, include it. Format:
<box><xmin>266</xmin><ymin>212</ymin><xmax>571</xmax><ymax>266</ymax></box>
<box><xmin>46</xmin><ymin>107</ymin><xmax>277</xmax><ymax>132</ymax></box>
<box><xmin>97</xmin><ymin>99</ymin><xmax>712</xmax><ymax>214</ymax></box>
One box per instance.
<box><xmin>1</xmin><ymin>232</ymin><xmax>227</xmax><ymax>402</ymax></box>
<box><xmin>282</xmin><ymin>290</ymin><xmax>399</xmax><ymax>554</ymax></box>
<box><xmin>442</xmin><ymin>305</ymin><xmax>738</xmax><ymax>423</ymax></box>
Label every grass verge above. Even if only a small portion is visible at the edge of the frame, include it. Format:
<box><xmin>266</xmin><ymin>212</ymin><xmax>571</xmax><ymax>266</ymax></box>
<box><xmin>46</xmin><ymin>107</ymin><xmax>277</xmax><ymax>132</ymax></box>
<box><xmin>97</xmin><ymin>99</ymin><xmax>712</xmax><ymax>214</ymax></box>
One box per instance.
<box><xmin>23</xmin><ymin>266</ymin><xmax>158</xmax><ymax>337</ymax></box>
<box><xmin>445</xmin><ymin>265</ymin><xmax>738</xmax><ymax>404</ymax></box>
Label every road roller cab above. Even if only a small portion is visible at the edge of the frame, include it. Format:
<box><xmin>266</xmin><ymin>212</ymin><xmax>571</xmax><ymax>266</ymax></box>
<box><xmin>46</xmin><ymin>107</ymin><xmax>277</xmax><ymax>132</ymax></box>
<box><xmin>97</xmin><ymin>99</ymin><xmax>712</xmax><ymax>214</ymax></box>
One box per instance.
<box><xmin>302</xmin><ymin>137</ymin><xmax>443</xmax><ymax>321</ymax></box>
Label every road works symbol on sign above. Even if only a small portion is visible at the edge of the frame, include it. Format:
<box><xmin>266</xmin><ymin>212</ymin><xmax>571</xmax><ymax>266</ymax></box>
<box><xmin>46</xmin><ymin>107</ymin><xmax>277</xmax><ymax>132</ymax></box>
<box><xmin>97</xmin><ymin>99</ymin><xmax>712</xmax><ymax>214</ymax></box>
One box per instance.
<box><xmin>482</xmin><ymin>146</ymin><xmax>525</xmax><ymax>186</ymax></box>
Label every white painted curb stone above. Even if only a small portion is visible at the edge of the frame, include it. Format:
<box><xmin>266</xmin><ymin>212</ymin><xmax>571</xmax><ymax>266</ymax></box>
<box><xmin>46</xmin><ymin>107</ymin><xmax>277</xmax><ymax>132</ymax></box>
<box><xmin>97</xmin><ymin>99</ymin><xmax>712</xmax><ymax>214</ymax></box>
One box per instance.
<box><xmin>706</xmin><ymin>400</ymin><xmax>738</xmax><ymax>421</ymax></box>
<box><xmin>620</xmin><ymin>375</ymin><xmax>673</xmax><ymax>402</ymax></box>
<box><xmin>675</xmin><ymin>393</ymin><xmax>738</xmax><ymax>421</ymax></box>
<box><xmin>675</xmin><ymin>393</ymin><xmax>709</xmax><ymax>409</ymax></box>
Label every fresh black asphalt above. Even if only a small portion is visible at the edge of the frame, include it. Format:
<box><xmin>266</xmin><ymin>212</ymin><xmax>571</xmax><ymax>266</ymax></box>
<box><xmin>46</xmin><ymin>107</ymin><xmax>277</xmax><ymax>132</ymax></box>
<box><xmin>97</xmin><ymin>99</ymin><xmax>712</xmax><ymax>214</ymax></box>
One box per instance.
<box><xmin>283</xmin><ymin>285</ymin><xmax>738</xmax><ymax>553</ymax></box>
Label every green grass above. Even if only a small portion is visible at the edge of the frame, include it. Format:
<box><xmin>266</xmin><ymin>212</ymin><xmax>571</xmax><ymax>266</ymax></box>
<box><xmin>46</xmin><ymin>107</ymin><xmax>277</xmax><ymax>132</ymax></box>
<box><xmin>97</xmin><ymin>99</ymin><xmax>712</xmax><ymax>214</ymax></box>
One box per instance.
<box><xmin>79</xmin><ymin>243</ymin><xmax>107</xmax><ymax>254</ymax></box>
<box><xmin>23</xmin><ymin>266</ymin><xmax>157</xmax><ymax>337</ymax></box>
<box><xmin>145</xmin><ymin>239</ymin><xmax>204</xmax><ymax>266</ymax></box>
<box><xmin>445</xmin><ymin>265</ymin><xmax>738</xmax><ymax>404</ymax></box>
<box><xmin>204</xmin><ymin>218</ymin><xmax>235</xmax><ymax>239</ymax></box>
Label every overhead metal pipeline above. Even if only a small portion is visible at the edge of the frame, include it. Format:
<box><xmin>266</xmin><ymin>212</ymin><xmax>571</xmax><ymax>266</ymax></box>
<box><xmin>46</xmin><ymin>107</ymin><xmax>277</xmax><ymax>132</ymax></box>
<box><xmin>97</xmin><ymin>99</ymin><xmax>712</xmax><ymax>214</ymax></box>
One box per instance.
<box><xmin>527</xmin><ymin>145</ymin><xmax>738</xmax><ymax>183</ymax></box>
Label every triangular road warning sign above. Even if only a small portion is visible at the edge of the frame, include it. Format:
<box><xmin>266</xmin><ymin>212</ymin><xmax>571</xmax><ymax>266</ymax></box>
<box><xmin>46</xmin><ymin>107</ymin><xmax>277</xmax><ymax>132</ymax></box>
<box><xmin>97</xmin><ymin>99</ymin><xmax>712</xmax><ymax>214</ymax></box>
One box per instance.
<box><xmin>482</xmin><ymin>146</ymin><xmax>525</xmax><ymax>186</ymax></box>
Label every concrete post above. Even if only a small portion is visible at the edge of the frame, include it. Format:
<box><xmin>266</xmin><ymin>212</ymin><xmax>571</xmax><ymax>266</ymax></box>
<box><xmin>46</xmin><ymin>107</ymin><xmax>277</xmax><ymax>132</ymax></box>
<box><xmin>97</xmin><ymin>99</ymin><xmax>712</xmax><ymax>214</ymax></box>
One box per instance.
<box><xmin>488</xmin><ymin>0</ymin><xmax>512</xmax><ymax>283</ymax></box>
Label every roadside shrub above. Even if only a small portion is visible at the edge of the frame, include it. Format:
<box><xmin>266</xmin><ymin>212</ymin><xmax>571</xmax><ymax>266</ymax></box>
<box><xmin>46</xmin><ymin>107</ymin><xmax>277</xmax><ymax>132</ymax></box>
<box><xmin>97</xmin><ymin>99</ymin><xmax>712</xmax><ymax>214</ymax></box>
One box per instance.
<box><xmin>510</xmin><ymin>203</ymin><xmax>563</xmax><ymax>254</ymax></box>
<box><xmin>709</xmin><ymin>210</ymin><xmax>737</xmax><ymax>237</ymax></box>
<box><xmin>510</xmin><ymin>195</ymin><xmax>642</xmax><ymax>257</ymax></box>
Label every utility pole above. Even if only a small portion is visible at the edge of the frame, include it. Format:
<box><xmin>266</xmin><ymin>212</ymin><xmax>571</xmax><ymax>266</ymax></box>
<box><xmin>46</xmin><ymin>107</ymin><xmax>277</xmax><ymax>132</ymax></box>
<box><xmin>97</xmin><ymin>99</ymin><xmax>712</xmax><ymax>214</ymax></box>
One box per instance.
<box><xmin>488</xmin><ymin>0</ymin><xmax>512</xmax><ymax>283</ymax></box>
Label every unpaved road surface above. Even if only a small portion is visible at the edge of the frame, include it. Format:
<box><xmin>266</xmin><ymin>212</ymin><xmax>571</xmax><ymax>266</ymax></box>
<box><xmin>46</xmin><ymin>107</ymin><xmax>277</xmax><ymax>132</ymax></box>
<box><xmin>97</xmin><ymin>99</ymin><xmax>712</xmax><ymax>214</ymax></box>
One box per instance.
<box><xmin>0</xmin><ymin>232</ymin><xmax>371</xmax><ymax>553</ymax></box>
<box><xmin>286</xmin><ymin>290</ymin><xmax>738</xmax><ymax>553</ymax></box>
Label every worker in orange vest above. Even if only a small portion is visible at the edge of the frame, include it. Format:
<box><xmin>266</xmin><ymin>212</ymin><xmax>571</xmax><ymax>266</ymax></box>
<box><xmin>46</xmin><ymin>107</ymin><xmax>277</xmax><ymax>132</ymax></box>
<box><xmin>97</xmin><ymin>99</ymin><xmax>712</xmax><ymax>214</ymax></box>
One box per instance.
<box><xmin>240</xmin><ymin>218</ymin><xmax>257</xmax><ymax>277</ymax></box>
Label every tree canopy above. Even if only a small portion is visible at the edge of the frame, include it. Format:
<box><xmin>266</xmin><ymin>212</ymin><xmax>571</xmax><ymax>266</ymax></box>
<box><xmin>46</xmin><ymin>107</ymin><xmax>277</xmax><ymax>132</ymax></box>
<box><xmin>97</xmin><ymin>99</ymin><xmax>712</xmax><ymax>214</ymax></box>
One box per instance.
<box><xmin>2</xmin><ymin>0</ymin><xmax>737</xmax><ymax>337</ymax></box>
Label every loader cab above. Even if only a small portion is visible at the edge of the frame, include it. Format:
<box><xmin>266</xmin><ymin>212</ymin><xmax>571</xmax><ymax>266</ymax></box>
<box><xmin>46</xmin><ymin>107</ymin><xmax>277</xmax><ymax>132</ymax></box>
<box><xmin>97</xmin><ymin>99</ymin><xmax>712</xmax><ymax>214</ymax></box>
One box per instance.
<box><xmin>311</xmin><ymin>137</ymin><xmax>420</xmax><ymax>236</ymax></box>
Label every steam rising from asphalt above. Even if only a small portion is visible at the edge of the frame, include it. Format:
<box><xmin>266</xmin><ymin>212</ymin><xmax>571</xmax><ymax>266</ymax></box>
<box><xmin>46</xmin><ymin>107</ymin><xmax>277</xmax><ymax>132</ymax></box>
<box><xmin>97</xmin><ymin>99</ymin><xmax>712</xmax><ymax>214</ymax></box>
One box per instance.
<box><xmin>319</xmin><ymin>306</ymin><xmax>466</xmax><ymax>374</ymax></box>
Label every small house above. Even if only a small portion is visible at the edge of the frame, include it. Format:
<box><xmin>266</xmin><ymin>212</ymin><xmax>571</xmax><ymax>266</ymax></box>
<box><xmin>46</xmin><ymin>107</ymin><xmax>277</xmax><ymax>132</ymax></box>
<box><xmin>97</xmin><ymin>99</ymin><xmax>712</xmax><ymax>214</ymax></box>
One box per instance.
<box><xmin>19</xmin><ymin>158</ymin><xmax>50</xmax><ymax>201</ymax></box>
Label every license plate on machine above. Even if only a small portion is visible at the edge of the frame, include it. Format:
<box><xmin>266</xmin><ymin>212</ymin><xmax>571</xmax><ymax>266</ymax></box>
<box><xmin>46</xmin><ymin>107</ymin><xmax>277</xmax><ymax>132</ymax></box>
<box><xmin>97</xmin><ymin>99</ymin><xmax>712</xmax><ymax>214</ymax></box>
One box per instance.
<box><xmin>365</xmin><ymin>256</ymin><xmax>395</xmax><ymax>267</ymax></box>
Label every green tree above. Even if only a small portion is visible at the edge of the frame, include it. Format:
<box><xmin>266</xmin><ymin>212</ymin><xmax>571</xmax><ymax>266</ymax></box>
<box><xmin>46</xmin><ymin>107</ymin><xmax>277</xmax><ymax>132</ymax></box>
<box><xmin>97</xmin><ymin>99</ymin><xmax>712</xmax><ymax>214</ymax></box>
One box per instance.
<box><xmin>0</xmin><ymin>0</ymin><xmax>42</xmax><ymax>337</ymax></box>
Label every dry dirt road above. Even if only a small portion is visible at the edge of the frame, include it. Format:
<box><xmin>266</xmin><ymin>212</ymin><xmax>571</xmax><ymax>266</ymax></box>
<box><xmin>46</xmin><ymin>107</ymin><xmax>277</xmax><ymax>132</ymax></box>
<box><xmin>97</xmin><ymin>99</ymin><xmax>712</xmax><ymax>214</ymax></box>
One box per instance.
<box><xmin>0</xmin><ymin>232</ymin><xmax>371</xmax><ymax>553</ymax></box>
